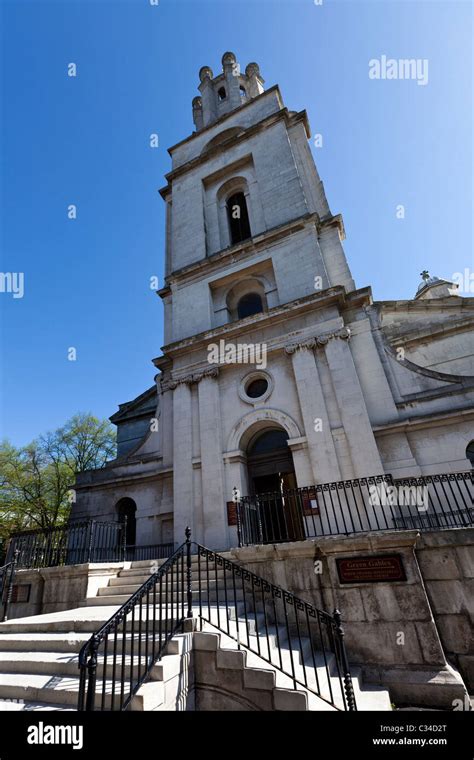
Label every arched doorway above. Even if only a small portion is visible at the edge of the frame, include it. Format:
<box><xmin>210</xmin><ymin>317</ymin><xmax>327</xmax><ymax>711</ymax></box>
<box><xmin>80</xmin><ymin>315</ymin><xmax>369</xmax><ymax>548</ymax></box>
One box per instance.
<box><xmin>246</xmin><ymin>429</ymin><xmax>303</xmax><ymax>542</ymax></box>
<box><xmin>116</xmin><ymin>497</ymin><xmax>137</xmax><ymax>547</ymax></box>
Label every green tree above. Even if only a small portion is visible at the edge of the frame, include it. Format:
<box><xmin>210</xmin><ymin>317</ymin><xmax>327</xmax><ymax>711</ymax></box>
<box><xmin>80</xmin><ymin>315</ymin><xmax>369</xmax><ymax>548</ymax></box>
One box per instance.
<box><xmin>0</xmin><ymin>414</ymin><xmax>116</xmax><ymax>544</ymax></box>
<box><xmin>41</xmin><ymin>413</ymin><xmax>117</xmax><ymax>473</ymax></box>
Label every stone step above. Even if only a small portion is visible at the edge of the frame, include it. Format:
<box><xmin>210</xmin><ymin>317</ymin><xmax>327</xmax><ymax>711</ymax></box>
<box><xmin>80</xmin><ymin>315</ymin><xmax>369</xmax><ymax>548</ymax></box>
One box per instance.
<box><xmin>0</xmin><ymin>673</ymin><xmax>117</xmax><ymax>710</ymax></box>
<box><xmin>0</xmin><ymin>650</ymin><xmax>182</xmax><ymax>682</ymax></box>
<box><xmin>0</xmin><ymin>699</ymin><xmax>75</xmax><ymax>711</ymax></box>
<box><xmin>0</xmin><ymin>613</ymin><xmax>181</xmax><ymax>635</ymax></box>
<box><xmin>200</xmin><ymin>612</ymin><xmax>342</xmax><ymax>708</ymax></box>
<box><xmin>127</xmin><ymin>554</ymin><xmax>232</xmax><ymax>570</ymax></box>
<box><xmin>0</xmin><ymin>670</ymin><xmax>172</xmax><ymax>711</ymax></box>
<box><xmin>115</xmin><ymin>567</ymin><xmax>226</xmax><ymax>583</ymax></box>
<box><xmin>107</xmin><ymin>577</ymin><xmax>229</xmax><ymax>594</ymax></box>
<box><xmin>0</xmin><ymin>632</ymin><xmax>174</xmax><ymax>657</ymax></box>
<box><xmin>87</xmin><ymin>589</ymin><xmax>245</xmax><ymax>606</ymax></box>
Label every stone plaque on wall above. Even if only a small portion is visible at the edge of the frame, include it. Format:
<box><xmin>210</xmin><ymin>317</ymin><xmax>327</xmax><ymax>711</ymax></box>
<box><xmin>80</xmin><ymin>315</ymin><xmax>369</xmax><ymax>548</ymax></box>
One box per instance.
<box><xmin>227</xmin><ymin>501</ymin><xmax>238</xmax><ymax>526</ymax></box>
<box><xmin>10</xmin><ymin>584</ymin><xmax>31</xmax><ymax>603</ymax></box>
<box><xmin>336</xmin><ymin>555</ymin><xmax>406</xmax><ymax>584</ymax></box>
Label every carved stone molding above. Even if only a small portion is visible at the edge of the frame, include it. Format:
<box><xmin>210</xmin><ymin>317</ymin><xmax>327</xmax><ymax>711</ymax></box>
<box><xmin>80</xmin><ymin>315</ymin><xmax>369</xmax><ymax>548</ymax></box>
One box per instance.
<box><xmin>284</xmin><ymin>328</ymin><xmax>351</xmax><ymax>355</ymax></box>
<box><xmin>160</xmin><ymin>367</ymin><xmax>219</xmax><ymax>392</ymax></box>
<box><xmin>284</xmin><ymin>338</ymin><xmax>317</xmax><ymax>355</ymax></box>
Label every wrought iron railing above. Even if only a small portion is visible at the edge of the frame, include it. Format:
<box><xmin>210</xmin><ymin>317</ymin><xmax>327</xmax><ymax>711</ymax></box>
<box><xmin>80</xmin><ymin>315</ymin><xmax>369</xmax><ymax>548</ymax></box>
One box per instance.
<box><xmin>196</xmin><ymin>544</ymin><xmax>355</xmax><ymax>711</ymax></box>
<box><xmin>0</xmin><ymin>551</ymin><xmax>18</xmax><ymax>622</ymax></box>
<box><xmin>6</xmin><ymin>520</ymin><xmax>127</xmax><ymax>569</ymax></box>
<box><xmin>78</xmin><ymin>530</ymin><xmax>356</xmax><ymax>712</ymax></box>
<box><xmin>78</xmin><ymin>531</ymin><xmax>192</xmax><ymax>711</ymax></box>
<box><xmin>5</xmin><ymin>524</ymin><xmax>174</xmax><ymax>570</ymax></box>
<box><xmin>124</xmin><ymin>543</ymin><xmax>174</xmax><ymax>561</ymax></box>
<box><xmin>236</xmin><ymin>471</ymin><xmax>474</xmax><ymax>547</ymax></box>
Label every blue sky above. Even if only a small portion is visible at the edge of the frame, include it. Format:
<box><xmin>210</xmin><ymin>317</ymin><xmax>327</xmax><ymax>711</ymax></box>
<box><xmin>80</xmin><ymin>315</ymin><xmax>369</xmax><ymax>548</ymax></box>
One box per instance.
<box><xmin>0</xmin><ymin>0</ymin><xmax>472</xmax><ymax>446</ymax></box>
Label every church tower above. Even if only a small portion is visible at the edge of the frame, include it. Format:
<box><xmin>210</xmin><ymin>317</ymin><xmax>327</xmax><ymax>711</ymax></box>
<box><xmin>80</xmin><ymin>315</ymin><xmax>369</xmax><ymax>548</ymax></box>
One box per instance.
<box><xmin>73</xmin><ymin>51</ymin><xmax>474</xmax><ymax>553</ymax></box>
<box><xmin>154</xmin><ymin>51</ymin><xmax>387</xmax><ymax>549</ymax></box>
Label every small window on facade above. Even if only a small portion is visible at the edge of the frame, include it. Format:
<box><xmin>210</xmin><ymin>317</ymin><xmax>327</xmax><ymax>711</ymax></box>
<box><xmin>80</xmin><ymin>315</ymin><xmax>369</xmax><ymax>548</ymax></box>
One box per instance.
<box><xmin>239</xmin><ymin>85</ymin><xmax>246</xmax><ymax>98</ymax></box>
<box><xmin>227</xmin><ymin>191</ymin><xmax>251</xmax><ymax>244</ymax></box>
<box><xmin>218</xmin><ymin>87</ymin><xmax>226</xmax><ymax>101</ymax></box>
<box><xmin>246</xmin><ymin>378</ymin><xmax>268</xmax><ymax>399</ymax></box>
<box><xmin>237</xmin><ymin>292</ymin><xmax>263</xmax><ymax>320</ymax></box>
<box><xmin>466</xmin><ymin>441</ymin><xmax>474</xmax><ymax>468</ymax></box>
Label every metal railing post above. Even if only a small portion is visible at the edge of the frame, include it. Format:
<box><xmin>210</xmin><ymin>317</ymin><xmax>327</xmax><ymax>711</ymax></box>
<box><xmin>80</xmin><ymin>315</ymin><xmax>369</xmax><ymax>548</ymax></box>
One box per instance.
<box><xmin>122</xmin><ymin>517</ymin><xmax>128</xmax><ymax>561</ymax></box>
<box><xmin>87</xmin><ymin>521</ymin><xmax>96</xmax><ymax>564</ymax></box>
<box><xmin>85</xmin><ymin>636</ymin><xmax>99</xmax><ymax>711</ymax></box>
<box><xmin>185</xmin><ymin>527</ymin><xmax>192</xmax><ymax>618</ymax></box>
<box><xmin>333</xmin><ymin>608</ymin><xmax>357</xmax><ymax>711</ymax></box>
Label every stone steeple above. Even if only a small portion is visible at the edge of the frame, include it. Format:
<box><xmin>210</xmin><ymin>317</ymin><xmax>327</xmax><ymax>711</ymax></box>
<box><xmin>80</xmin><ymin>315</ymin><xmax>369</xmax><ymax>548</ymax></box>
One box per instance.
<box><xmin>192</xmin><ymin>52</ymin><xmax>265</xmax><ymax>131</ymax></box>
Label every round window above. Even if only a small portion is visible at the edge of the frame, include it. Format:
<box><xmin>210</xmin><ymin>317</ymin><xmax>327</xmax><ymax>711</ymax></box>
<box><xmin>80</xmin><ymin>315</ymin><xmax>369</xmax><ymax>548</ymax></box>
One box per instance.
<box><xmin>245</xmin><ymin>378</ymin><xmax>268</xmax><ymax>399</ymax></box>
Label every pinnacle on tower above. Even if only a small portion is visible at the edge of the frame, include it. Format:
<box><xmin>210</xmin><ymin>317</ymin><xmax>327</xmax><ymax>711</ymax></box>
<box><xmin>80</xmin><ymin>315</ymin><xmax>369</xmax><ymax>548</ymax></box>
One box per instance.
<box><xmin>192</xmin><ymin>52</ymin><xmax>265</xmax><ymax>131</ymax></box>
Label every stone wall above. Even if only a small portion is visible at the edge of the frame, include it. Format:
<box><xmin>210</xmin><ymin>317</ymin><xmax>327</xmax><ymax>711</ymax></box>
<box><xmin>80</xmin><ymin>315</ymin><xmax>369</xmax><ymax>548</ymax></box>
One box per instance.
<box><xmin>3</xmin><ymin>527</ymin><xmax>472</xmax><ymax>708</ymax></box>
<box><xmin>229</xmin><ymin>528</ymin><xmax>472</xmax><ymax>707</ymax></box>
<box><xmin>3</xmin><ymin>562</ymin><xmax>127</xmax><ymax>620</ymax></box>
<box><xmin>416</xmin><ymin>529</ymin><xmax>474</xmax><ymax>691</ymax></box>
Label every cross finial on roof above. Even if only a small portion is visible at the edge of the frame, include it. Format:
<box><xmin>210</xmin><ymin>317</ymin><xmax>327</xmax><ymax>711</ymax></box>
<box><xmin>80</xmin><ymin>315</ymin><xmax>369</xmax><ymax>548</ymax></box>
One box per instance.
<box><xmin>420</xmin><ymin>270</ymin><xmax>430</xmax><ymax>281</ymax></box>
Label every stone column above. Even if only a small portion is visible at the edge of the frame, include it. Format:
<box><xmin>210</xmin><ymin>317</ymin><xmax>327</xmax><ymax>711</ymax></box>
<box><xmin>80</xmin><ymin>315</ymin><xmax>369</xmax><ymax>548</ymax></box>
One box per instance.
<box><xmin>322</xmin><ymin>329</ymin><xmax>383</xmax><ymax>477</ymax></box>
<box><xmin>197</xmin><ymin>369</ymin><xmax>228</xmax><ymax>550</ymax></box>
<box><xmin>286</xmin><ymin>340</ymin><xmax>342</xmax><ymax>483</ymax></box>
<box><xmin>171</xmin><ymin>379</ymin><xmax>194</xmax><ymax>547</ymax></box>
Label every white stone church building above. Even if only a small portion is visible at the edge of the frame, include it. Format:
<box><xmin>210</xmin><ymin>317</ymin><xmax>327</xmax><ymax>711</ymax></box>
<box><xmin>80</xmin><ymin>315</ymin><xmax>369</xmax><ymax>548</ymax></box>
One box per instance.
<box><xmin>72</xmin><ymin>52</ymin><xmax>474</xmax><ymax>553</ymax></box>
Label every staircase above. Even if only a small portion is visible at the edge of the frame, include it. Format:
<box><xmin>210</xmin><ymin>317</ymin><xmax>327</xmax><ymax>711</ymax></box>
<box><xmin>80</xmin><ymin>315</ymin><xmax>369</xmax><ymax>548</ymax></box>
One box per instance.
<box><xmin>0</xmin><ymin>552</ymin><xmax>392</xmax><ymax>711</ymax></box>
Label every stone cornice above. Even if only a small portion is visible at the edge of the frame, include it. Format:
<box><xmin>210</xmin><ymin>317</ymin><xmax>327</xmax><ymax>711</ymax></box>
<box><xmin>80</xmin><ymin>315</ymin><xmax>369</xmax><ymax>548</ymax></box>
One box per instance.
<box><xmin>284</xmin><ymin>327</ymin><xmax>351</xmax><ymax>354</ymax></box>
<box><xmin>154</xmin><ymin>288</ymin><xmax>371</xmax><ymax>364</ymax></box>
<box><xmin>160</xmin><ymin>105</ymin><xmax>306</xmax><ymax>192</ymax></box>
<box><xmin>161</xmin><ymin>214</ymin><xmax>318</xmax><ymax>290</ymax></box>
<box><xmin>154</xmin><ymin>289</ymin><xmax>371</xmax><ymax>364</ymax></box>
<box><xmin>74</xmin><ymin>464</ymin><xmax>173</xmax><ymax>492</ymax></box>
<box><xmin>373</xmin><ymin>405</ymin><xmax>474</xmax><ymax>436</ymax></box>
<box><xmin>317</xmin><ymin>213</ymin><xmax>346</xmax><ymax>242</ymax></box>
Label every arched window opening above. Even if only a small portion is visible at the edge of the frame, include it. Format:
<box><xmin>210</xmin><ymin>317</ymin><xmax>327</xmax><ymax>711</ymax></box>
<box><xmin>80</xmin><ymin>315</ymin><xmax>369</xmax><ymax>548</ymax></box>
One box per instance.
<box><xmin>237</xmin><ymin>292</ymin><xmax>263</xmax><ymax>320</ymax></box>
<box><xmin>466</xmin><ymin>441</ymin><xmax>474</xmax><ymax>468</ymax></box>
<box><xmin>246</xmin><ymin>427</ymin><xmax>302</xmax><ymax>542</ymax></box>
<box><xmin>218</xmin><ymin>87</ymin><xmax>227</xmax><ymax>101</ymax></box>
<box><xmin>116</xmin><ymin>497</ymin><xmax>137</xmax><ymax>546</ymax></box>
<box><xmin>248</xmin><ymin>429</ymin><xmax>289</xmax><ymax>456</ymax></box>
<box><xmin>239</xmin><ymin>85</ymin><xmax>247</xmax><ymax>98</ymax></box>
<box><xmin>227</xmin><ymin>191</ymin><xmax>251</xmax><ymax>245</ymax></box>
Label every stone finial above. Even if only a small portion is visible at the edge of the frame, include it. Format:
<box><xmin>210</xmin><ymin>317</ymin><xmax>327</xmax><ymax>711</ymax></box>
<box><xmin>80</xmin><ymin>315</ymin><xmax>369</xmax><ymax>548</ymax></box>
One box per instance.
<box><xmin>222</xmin><ymin>51</ymin><xmax>237</xmax><ymax>67</ymax></box>
<box><xmin>245</xmin><ymin>62</ymin><xmax>260</xmax><ymax>78</ymax></box>
<box><xmin>199</xmin><ymin>66</ymin><xmax>213</xmax><ymax>82</ymax></box>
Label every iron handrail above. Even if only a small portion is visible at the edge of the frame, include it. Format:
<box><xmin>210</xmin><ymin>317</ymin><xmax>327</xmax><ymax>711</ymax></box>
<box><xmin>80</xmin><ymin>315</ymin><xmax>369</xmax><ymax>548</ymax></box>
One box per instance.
<box><xmin>77</xmin><ymin>531</ymin><xmax>192</xmax><ymax>711</ymax></box>
<box><xmin>0</xmin><ymin>551</ymin><xmax>19</xmax><ymax>623</ymax></box>
<box><xmin>78</xmin><ymin>531</ymin><xmax>356</xmax><ymax>712</ymax></box>
<box><xmin>194</xmin><ymin>542</ymin><xmax>356</xmax><ymax>711</ymax></box>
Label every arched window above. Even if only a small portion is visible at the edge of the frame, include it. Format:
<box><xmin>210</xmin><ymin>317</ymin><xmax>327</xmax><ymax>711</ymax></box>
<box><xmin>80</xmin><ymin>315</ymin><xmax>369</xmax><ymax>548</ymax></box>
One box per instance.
<box><xmin>227</xmin><ymin>191</ymin><xmax>251</xmax><ymax>244</ymax></box>
<box><xmin>218</xmin><ymin>87</ymin><xmax>226</xmax><ymax>101</ymax></box>
<box><xmin>248</xmin><ymin>429</ymin><xmax>289</xmax><ymax>455</ymax></box>
<box><xmin>239</xmin><ymin>85</ymin><xmax>246</xmax><ymax>98</ymax></box>
<box><xmin>237</xmin><ymin>292</ymin><xmax>263</xmax><ymax>320</ymax></box>
<box><xmin>116</xmin><ymin>497</ymin><xmax>137</xmax><ymax>546</ymax></box>
<box><xmin>466</xmin><ymin>441</ymin><xmax>474</xmax><ymax>468</ymax></box>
